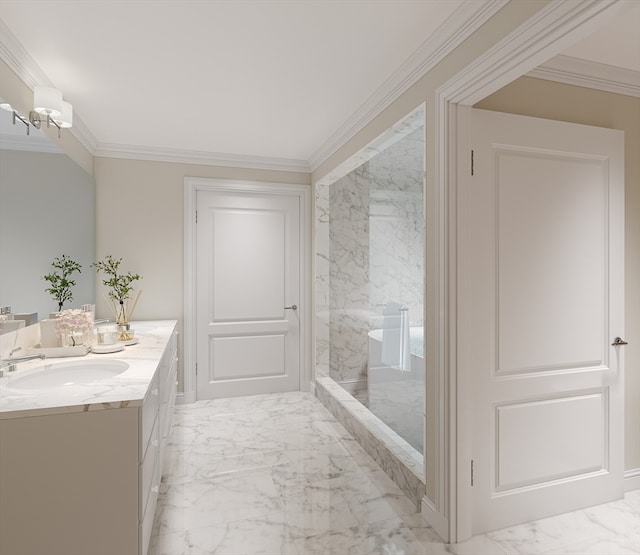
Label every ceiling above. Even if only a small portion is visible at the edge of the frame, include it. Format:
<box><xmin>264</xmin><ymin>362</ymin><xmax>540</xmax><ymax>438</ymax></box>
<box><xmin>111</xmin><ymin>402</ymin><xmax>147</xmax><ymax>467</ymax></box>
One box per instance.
<box><xmin>0</xmin><ymin>1</ymin><xmax>638</xmax><ymax>170</ymax></box>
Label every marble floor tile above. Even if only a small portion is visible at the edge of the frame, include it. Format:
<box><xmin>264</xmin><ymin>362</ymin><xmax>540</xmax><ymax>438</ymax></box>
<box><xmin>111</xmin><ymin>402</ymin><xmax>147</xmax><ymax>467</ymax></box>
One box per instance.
<box><xmin>487</xmin><ymin>500</ymin><xmax>637</xmax><ymax>555</ymax></box>
<box><xmin>154</xmin><ymin>467</ymin><xmax>282</xmax><ymax>536</ymax></box>
<box><xmin>151</xmin><ymin>392</ymin><xmax>639</xmax><ymax>555</ymax></box>
<box><xmin>149</xmin><ymin>513</ymin><xmax>301</xmax><ymax>555</ymax></box>
<box><xmin>294</xmin><ymin>516</ymin><xmax>446</xmax><ymax>555</ymax></box>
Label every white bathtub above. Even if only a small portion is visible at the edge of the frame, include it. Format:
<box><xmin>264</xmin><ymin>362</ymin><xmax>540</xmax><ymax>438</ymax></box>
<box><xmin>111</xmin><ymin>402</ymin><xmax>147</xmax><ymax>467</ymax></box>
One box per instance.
<box><xmin>367</xmin><ymin>327</ymin><xmax>424</xmax><ymax>452</ymax></box>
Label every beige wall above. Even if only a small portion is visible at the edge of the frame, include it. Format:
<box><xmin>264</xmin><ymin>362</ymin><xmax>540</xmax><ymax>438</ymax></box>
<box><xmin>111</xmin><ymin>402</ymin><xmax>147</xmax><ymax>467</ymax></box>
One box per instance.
<box><xmin>93</xmin><ymin>156</ymin><xmax>310</xmax><ymax>389</ymax></box>
<box><xmin>475</xmin><ymin>76</ymin><xmax>640</xmax><ymax>473</ymax></box>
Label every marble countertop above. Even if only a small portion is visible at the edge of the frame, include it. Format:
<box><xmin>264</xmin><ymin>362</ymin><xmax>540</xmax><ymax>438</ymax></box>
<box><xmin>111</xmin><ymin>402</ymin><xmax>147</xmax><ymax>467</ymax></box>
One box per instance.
<box><xmin>0</xmin><ymin>320</ymin><xmax>177</xmax><ymax>420</ymax></box>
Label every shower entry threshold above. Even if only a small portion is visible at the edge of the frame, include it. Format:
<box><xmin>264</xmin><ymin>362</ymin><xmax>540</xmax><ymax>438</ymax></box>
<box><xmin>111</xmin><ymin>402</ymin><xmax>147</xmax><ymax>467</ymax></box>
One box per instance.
<box><xmin>314</xmin><ymin>375</ymin><xmax>425</xmax><ymax>508</ymax></box>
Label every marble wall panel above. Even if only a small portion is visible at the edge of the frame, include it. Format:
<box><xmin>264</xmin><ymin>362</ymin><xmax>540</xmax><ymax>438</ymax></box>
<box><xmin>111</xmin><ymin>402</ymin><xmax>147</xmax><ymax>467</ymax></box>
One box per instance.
<box><xmin>315</xmin><ymin>183</ymin><xmax>331</xmax><ymax>377</ymax></box>
<box><xmin>368</xmin><ymin>127</ymin><xmax>424</xmax><ymax>330</ymax></box>
<box><xmin>328</xmin><ymin>165</ymin><xmax>370</xmax><ymax>383</ymax></box>
<box><xmin>318</xmin><ymin>125</ymin><xmax>425</xmax><ymax>385</ymax></box>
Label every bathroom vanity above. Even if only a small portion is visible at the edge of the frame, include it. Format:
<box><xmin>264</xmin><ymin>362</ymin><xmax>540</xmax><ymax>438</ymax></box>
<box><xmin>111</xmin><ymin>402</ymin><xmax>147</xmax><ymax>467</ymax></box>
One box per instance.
<box><xmin>0</xmin><ymin>320</ymin><xmax>178</xmax><ymax>555</ymax></box>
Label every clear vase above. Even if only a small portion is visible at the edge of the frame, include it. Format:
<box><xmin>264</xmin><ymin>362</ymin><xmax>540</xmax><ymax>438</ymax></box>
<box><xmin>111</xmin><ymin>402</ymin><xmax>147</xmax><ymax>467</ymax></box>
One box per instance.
<box><xmin>61</xmin><ymin>331</ymin><xmax>84</xmax><ymax>347</ymax></box>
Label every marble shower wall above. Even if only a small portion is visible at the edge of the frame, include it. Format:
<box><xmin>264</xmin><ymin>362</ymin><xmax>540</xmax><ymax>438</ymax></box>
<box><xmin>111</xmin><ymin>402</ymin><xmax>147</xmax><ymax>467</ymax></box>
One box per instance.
<box><xmin>368</xmin><ymin>127</ymin><xmax>424</xmax><ymax>331</ymax></box>
<box><xmin>328</xmin><ymin>165</ymin><xmax>370</xmax><ymax>384</ymax></box>
<box><xmin>315</xmin><ymin>182</ymin><xmax>330</xmax><ymax>378</ymax></box>
<box><xmin>315</xmin><ymin>125</ymin><xmax>424</xmax><ymax>385</ymax></box>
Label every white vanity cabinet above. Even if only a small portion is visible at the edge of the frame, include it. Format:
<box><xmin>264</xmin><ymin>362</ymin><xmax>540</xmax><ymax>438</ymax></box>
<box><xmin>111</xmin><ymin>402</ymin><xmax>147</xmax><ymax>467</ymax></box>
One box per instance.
<box><xmin>0</xmin><ymin>322</ymin><xmax>178</xmax><ymax>555</ymax></box>
<box><xmin>139</xmin><ymin>328</ymin><xmax>178</xmax><ymax>554</ymax></box>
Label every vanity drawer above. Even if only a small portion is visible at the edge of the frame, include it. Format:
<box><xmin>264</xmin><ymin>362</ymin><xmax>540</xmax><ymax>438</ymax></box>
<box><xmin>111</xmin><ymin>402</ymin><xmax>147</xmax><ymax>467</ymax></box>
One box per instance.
<box><xmin>140</xmin><ymin>458</ymin><xmax>160</xmax><ymax>555</ymax></box>
<box><xmin>161</xmin><ymin>377</ymin><xmax>178</xmax><ymax>442</ymax></box>
<box><xmin>140</xmin><ymin>371</ymin><xmax>159</xmax><ymax>457</ymax></box>
<box><xmin>140</xmin><ymin>415</ymin><xmax>159</xmax><ymax>517</ymax></box>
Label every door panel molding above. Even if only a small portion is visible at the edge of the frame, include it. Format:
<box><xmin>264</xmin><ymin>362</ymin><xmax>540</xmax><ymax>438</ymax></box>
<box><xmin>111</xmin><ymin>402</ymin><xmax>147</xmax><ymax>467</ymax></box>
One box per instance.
<box><xmin>433</xmin><ymin>0</ymin><xmax>628</xmax><ymax>542</ymax></box>
<box><xmin>464</xmin><ymin>108</ymin><xmax>624</xmax><ymax>535</ymax></box>
<box><xmin>494</xmin><ymin>148</ymin><xmax>609</xmax><ymax>375</ymax></box>
<box><xmin>494</xmin><ymin>390</ymin><xmax>608</xmax><ymax>492</ymax></box>
<box><xmin>183</xmin><ymin>177</ymin><xmax>311</xmax><ymax>404</ymax></box>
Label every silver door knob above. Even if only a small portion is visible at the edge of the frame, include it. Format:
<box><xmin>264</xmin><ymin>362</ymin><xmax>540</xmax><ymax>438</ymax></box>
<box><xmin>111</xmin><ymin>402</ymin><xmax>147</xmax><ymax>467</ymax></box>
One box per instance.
<box><xmin>284</xmin><ymin>305</ymin><xmax>297</xmax><ymax>311</ymax></box>
<box><xmin>612</xmin><ymin>337</ymin><xmax>628</xmax><ymax>346</ymax></box>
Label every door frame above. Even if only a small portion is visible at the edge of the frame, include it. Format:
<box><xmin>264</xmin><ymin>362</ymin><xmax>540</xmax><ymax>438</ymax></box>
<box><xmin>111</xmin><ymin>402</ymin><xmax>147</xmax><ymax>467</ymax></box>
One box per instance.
<box><xmin>430</xmin><ymin>0</ymin><xmax>628</xmax><ymax>543</ymax></box>
<box><xmin>183</xmin><ymin>177</ymin><xmax>311</xmax><ymax>404</ymax></box>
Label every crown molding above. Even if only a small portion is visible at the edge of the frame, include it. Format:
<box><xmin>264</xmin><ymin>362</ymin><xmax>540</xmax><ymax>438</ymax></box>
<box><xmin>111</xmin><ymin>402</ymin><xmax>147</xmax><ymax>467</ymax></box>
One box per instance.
<box><xmin>438</xmin><ymin>0</ymin><xmax>628</xmax><ymax>107</ymax></box>
<box><xmin>0</xmin><ymin>19</ymin><xmax>41</xmax><ymax>90</ymax></box>
<box><xmin>527</xmin><ymin>54</ymin><xmax>640</xmax><ymax>97</ymax></box>
<box><xmin>2</xmin><ymin>2</ymin><xmax>509</xmax><ymax>174</ymax></box>
<box><xmin>93</xmin><ymin>143</ymin><xmax>311</xmax><ymax>173</ymax></box>
<box><xmin>1</xmin><ymin>18</ymin><xmax>304</xmax><ymax>172</ymax></box>
<box><xmin>307</xmin><ymin>0</ymin><xmax>510</xmax><ymax>172</ymax></box>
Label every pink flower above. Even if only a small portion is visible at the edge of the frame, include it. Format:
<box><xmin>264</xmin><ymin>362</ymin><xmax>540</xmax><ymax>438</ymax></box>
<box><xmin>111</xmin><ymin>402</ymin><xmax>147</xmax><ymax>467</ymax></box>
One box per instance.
<box><xmin>55</xmin><ymin>309</ymin><xmax>93</xmax><ymax>336</ymax></box>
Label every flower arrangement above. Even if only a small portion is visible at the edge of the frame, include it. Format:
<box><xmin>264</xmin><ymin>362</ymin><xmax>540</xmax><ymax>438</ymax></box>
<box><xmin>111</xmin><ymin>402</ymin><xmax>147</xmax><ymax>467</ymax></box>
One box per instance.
<box><xmin>43</xmin><ymin>255</ymin><xmax>82</xmax><ymax>312</ymax></box>
<box><xmin>55</xmin><ymin>309</ymin><xmax>93</xmax><ymax>346</ymax></box>
<box><xmin>93</xmin><ymin>255</ymin><xmax>142</xmax><ymax>326</ymax></box>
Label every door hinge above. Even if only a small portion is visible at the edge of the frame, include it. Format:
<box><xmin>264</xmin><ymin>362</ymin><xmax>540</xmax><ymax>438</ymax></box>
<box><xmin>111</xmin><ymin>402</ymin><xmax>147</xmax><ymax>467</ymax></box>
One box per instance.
<box><xmin>195</xmin><ymin>362</ymin><xmax>198</xmax><ymax>375</ymax></box>
<box><xmin>471</xmin><ymin>459</ymin><xmax>475</xmax><ymax>486</ymax></box>
<box><xmin>471</xmin><ymin>150</ymin><xmax>475</xmax><ymax>176</ymax></box>
<box><xmin>195</xmin><ymin>210</ymin><xmax>198</xmax><ymax>224</ymax></box>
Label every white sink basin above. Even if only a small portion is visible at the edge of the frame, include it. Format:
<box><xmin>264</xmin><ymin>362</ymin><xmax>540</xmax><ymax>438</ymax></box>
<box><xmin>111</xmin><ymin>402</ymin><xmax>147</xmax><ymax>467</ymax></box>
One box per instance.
<box><xmin>5</xmin><ymin>360</ymin><xmax>129</xmax><ymax>391</ymax></box>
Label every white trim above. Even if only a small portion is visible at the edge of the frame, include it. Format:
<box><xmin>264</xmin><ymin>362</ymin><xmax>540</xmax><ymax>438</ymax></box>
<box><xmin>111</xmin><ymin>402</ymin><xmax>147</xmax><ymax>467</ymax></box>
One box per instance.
<box><xmin>528</xmin><ymin>55</ymin><xmax>640</xmax><ymax>98</ymax></box>
<box><xmin>183</xmin><ymin>177</ymin><xmax>311</xmax><ymax>404</ymax></box>
<box><xmin>442</xmin><ymin>0</ymin><xmax>627</xmax><ymax>106</ymax></box>
<box><xmin>95</xmin><ymin>143</ymin><xmax>310</xmax><ymax>173</ymax></box>
<box><xmin>421</xmin><ymin>496</ymin><xmax>449</xmax><ymax>541</ymax></box>
<box><xmin>431</xmin><ymin>0</ymin><xmax>629</xmax><ymax>544</ymax></box>
<box><xmin>308</xmin><ymin>0</ymin><xmax>508</xmax><ymax>172</ymax></box>
<box><xmin>625</xmin><ymin>468</ymin><xmax>640</xmax><ymax>492</ymax></box>
<box><xmin>1</xmin><ymin>1</ymin><xmax>505</xmax><ymax>175</ymax></box>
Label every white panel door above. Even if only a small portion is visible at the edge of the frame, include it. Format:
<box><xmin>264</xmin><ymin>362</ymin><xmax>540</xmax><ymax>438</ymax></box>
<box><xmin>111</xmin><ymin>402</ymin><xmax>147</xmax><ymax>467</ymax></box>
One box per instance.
<box><xmin>196</xmin><ymin>190</ymin><xmax>301</xmax><ymax>399</ymax></box>
<box><xmin>462</xmin><ymin>109</ymin><xmax>625</xmax><ymax>534</ymax></box>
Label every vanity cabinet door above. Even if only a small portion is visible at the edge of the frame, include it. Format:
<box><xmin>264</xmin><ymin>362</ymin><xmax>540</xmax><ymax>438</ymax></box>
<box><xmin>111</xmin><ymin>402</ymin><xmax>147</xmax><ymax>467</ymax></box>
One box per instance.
<box><xmin>140</xmin><ymin>371</ymin><xmax>160</xmax><ymax>457</ymax></box>
<box><xmin>139</xmin><ymin>325</ymin><xmax>177</xmax><ymax>555</ymax></box>
<box><xmin>141</xmin><ymin>416</ymin><xmax>159</xmax><ymax>518</ymax></box>
<box><xmin>159</xmin><ymin>330</ymin><xmax>178</xmax><ymax>468</ymax></box>
<box><xmin>141</xmin><ymin>460</ymin><xmax>160</xmax><ymax>555</ymax></box>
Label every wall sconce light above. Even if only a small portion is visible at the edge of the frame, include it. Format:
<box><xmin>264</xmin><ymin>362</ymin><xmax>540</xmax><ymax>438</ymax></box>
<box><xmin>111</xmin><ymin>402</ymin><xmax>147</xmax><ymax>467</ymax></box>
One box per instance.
<box><xmin>0</xmin><ymin>85</ymin><xmax>73</xmax><ymax>137</ymax></box>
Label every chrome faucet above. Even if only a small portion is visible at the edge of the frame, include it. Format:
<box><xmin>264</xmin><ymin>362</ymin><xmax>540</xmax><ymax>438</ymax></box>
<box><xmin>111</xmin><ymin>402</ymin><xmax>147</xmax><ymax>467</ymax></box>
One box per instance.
<box><xmin>0</xmin><ymin>347</ymin><xmax>45</xmax><ymax>377</ymax></box>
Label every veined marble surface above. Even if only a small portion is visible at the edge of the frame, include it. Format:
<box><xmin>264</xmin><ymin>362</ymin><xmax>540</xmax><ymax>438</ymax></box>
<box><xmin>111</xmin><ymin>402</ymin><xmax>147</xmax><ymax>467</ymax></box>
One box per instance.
<box><xmin>150</xmin><ymin>390</ymin><xmax>639</xmax><ymax>555</ymax></box>
<box><xmin>0</xmin><ymin>320</ymin><xmax>176</xmax><ymax>418</ymax></box>
<box><xmin>316</xmin><ymin>113</ymin><xmax>424</xmax><ymax>389</ymax></box>
<box><xmin>316</xmin><ymin>375</ymin><xmax>425</xmax><ymax>508</ymax></box>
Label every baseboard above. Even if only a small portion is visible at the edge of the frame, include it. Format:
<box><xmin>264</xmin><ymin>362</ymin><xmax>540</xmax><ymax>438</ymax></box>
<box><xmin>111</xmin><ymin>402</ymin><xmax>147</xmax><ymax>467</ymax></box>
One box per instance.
<box><xmin>176</xmin><ymin>391</ymin><xmax>195</xmax><ymax>405</ymax></box>
<box><xmin>421</xmin><ymin>496</ymin><xmax>449</xmax><ymax>542</ymax></box>
<box><xmin>625</xmin><ymin>468</ymin><xmax>640</xmax><ymax>492</ymax></box>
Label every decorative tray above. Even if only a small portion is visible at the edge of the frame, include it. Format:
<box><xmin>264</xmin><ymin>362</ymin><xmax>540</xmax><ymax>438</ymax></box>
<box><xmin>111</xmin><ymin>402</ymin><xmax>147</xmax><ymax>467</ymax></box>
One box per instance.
<box><xmin>28</xmin><ymin>345</ymin><xmax>90</xmax><ymax>358</ymax></box>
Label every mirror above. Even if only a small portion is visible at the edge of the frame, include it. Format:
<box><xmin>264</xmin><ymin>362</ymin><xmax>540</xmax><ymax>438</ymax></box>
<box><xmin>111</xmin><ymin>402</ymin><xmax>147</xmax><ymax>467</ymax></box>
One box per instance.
<box><xmin>0</xmin><ymin>100</ymin><xmax>95</xmax><ymax>333</ymax></box>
